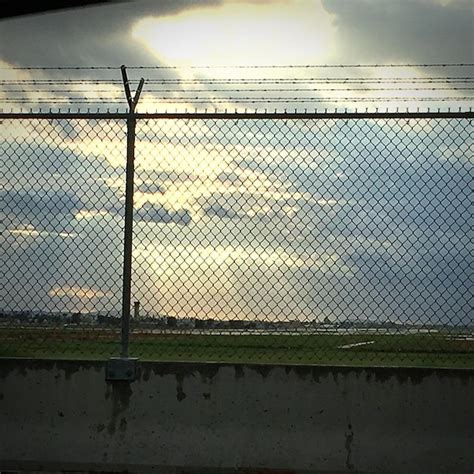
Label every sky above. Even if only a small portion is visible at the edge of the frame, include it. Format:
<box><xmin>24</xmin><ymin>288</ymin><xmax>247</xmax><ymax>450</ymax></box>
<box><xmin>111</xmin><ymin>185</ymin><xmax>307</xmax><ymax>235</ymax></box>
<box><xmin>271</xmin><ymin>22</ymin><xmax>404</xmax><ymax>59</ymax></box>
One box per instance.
<box><xmin>0</xmin><ymin>0</ymin><xmax>472</xmax><ymax>326</ymax></box>
<box><xmin>0</xmin><ymin>0</ymin><xmax>472</xmax><ymax>68</ymax></box>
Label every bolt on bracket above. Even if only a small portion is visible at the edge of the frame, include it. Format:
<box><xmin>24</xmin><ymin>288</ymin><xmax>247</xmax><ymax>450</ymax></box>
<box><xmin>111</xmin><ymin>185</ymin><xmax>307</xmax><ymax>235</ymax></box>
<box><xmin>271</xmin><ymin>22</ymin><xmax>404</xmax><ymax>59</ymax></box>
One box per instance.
<box><xmin>106</xmin><ymin>357</ymin><xmax>138</xmax><ymax>382</ymax></box>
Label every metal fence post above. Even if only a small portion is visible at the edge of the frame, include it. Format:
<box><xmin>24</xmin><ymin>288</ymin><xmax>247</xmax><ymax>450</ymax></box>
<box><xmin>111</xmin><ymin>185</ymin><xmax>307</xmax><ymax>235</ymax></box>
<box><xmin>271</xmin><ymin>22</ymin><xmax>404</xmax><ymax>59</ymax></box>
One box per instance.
<box><xmin>106</xmin><ymin>66</ymin><xmax>144</xmax><ymax>381</ymax></box>
<box><xmin>119</xmin><ymin>66</ymin><xmax>144</xmax><ymax>361</ymax></box>
<box><xmin>120</xmin><ymin>113</ymin><xmax>136</xmax><ymax>359</ymax></box>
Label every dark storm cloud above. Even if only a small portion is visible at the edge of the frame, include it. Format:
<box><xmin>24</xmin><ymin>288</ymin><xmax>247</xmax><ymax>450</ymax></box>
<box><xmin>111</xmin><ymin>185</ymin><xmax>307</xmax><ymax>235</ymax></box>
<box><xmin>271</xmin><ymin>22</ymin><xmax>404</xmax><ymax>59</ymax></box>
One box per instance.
<box><xmin>226</xmin><ymin>246</ymin><xmax>472</xmax><ymax>326</ymax></box>
<box><xmin>0</xmin><ymin>189</ymin><xmax>83</xmax><ymax>233</ymax></box>
<box><xmin>0</xmin><ymin>136</ymin><xmax>124</xmax><ymax>220</ymax></box>
<box><xmin>135</xmin><ymin>202</ymin><xmax>191</xmax><ymax>225</ymax></box>
<box><xmin>0</xmin><ymin>140</ymin><xmax>124</xmax><ymax>179</ymax></box>
<box><xmin>323</xmin><ymin>0</ymin><xmax>473</xmax><ymax>64</ymax></box>
<box><xmin>0</xmin><ymin>190</ymin><xmax>82</xmax><ymax>216</ymax></box>
<box><xmin>338</xmin><ymin>244</ymin><xmax>472</xmax><ymax>325</ymax></box>
<box><xmin>200</xmin><ymin>191</ymin><xmax>293</xmax><ymax>222</ymax></box>
<box><xmin>0</xmin><ymin>0</ymin><xmax>218</xmax><ymax>68</ymax></box>
<box><xmin>136</xmin><ymin>181</ymin><xmax>165</xmax><ymax>194</ymax></box>
<box><xmin>204</xmin><ymin>203</ymin><xmax>241</xmax><ymax>219</ymax></box>
<box><xmin>1</xmin><ymin>218</ymin><xmax>124</xmax><ymax>312</ymax></box>
<box><xmin>232</xmin><ymin>118</ymin><xmax>472</xmax><ymax>236</ymax></box>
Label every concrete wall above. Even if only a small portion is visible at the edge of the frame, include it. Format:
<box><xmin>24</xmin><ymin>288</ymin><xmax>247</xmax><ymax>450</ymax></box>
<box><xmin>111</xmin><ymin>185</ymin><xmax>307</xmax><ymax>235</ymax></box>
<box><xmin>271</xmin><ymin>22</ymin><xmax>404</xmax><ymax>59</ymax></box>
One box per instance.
<box><xmin>0</xmin><ymin>359</ymin><xmax>473</xmax><ymax>474</ymax></box>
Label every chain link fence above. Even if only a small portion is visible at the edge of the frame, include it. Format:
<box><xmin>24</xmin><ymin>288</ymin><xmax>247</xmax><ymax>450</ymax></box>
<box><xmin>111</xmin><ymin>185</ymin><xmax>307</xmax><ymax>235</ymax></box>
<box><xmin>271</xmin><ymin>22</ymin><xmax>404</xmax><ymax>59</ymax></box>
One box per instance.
<box><xmin>0</xmin><ymin>113</ymin><xmax>472</xmax><ymax>367</ymax></box>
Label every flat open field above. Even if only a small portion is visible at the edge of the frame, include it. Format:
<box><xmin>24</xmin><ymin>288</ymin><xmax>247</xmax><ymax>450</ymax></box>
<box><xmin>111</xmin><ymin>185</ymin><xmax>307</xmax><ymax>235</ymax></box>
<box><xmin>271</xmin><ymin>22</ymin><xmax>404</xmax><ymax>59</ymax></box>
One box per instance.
<box><xmin>1</xmin><ymin>326</ymin><xmax>473</xmax><ymax>368</ymax></box>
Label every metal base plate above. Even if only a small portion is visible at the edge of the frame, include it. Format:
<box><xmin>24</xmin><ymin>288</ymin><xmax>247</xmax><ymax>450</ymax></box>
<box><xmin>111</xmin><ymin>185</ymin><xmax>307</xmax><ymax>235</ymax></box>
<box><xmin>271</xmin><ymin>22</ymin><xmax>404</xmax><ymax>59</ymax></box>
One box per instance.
<box><xmin>106</xmin><ymin>357</ymin><xmax>138</xmax><ymax>382</ymax></box>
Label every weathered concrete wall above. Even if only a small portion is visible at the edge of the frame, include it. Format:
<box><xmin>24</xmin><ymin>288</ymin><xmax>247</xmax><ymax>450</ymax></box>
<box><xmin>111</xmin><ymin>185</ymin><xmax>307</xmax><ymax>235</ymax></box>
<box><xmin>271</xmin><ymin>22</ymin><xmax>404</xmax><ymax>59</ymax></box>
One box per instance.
<box><xmin>0</xmin><ymin>359</ymin><xmax>473</xmax><ymax>474</ymax></box>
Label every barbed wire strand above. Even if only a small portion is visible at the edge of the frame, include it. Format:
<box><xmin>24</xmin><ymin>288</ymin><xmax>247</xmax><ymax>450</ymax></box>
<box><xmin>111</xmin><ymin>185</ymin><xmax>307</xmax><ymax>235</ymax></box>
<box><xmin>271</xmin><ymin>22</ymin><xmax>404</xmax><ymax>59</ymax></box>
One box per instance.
<box><xmin>2</xmin><ymin>78</ymin><xmax>474</xmax><ymax>87</ymax></box>
<box><xmin>3</xmin><ymin>63</ymin><xmax>472</xmax><ymax>70</ymax></box>
<box><xmin>5</xmin><ymin>87</ymin><xmax>474</xmax><ymax>94</ymax></box>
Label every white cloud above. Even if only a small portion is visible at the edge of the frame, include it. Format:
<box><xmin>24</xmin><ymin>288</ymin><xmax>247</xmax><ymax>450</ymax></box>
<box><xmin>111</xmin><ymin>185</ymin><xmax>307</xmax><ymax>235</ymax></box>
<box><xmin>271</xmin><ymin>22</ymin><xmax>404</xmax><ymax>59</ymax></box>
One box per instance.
<box><xmin>131</xmin><ymin>0</ymin><xmax>335</xmax><ymax>68</ymax></box>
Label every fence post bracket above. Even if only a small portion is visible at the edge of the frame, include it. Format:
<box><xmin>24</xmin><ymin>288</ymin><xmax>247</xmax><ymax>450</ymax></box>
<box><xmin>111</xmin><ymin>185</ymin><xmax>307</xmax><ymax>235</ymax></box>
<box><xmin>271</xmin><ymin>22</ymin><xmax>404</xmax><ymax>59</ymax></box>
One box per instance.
<box><xmin>106</xmin><ymin>357</ymin><xmax>138</xmax><ymax>382</ymax></box>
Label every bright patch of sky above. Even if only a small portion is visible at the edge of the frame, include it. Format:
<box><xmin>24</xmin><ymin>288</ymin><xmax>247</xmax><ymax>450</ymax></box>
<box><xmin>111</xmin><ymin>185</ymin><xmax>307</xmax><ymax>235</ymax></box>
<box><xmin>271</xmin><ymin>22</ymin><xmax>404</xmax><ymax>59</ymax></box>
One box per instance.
<box><xmin>132</xmin><ymin>1</ymin><xmax>335</xmax><ymax>68</ymax></box>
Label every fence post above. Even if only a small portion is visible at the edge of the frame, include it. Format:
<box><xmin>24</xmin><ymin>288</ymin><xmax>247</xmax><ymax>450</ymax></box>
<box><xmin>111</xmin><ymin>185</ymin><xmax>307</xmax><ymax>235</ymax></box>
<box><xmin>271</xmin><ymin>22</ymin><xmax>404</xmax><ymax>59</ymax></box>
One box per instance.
<box><xmin>120</xmin><ymin>112</ymin><xmax>136</xmax><ymax>358</ymax></box>
<box><xmin>120</xmin><ymin>66</ymin><xmax>144</xmax><ymax>359</ymax></box>
<box><xmin>106</xmin><ymin>66</ymin><xmax>144</xmax><ymax>381</ymax></box>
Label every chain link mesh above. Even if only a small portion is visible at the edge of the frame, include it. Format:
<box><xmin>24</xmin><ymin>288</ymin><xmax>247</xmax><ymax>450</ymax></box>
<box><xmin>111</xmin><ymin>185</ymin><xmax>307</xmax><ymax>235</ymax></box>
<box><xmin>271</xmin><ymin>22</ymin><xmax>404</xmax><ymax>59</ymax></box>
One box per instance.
<box><xmin>1</xmin><ymin>115</ymin><xmax>472</xmax><ymax>366</ymax></box>
<box><xmin>1</xmin><ymin>119</ymin><xmax>126</xmax><ymax>358</ymax></box>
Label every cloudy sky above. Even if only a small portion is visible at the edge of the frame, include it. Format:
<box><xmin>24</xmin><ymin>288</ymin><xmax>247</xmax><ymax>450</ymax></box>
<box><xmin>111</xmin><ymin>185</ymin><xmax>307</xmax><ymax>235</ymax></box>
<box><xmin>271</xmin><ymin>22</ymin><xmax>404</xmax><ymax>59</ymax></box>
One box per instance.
<box><xmin>0</xmin><ymin>0</ymin><xmax>472</xmax><ymax>326</ymax></box>
<box><xmin>0</xmin><ymin>0</ymin><xmax>472</xmax><ymax>67</ymax></box>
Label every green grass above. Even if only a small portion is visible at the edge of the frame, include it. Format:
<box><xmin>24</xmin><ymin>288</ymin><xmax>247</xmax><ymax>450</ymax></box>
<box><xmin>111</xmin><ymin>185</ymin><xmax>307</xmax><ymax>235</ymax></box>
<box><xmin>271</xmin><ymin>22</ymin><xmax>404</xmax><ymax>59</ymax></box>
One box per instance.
<box><xmin>0</xmin><ymin>327</ymin><xmax>473</xmax><ymax>368</ymax></box>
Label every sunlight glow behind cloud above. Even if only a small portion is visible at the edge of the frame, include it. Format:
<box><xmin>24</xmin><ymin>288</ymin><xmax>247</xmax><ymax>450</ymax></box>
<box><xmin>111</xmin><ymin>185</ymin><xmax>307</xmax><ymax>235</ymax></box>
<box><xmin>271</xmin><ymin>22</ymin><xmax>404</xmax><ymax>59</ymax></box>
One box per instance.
<box><xmin>131</xmin><ymin>0</ymin><xmax>335</xmax><ymax>68</ymax></box>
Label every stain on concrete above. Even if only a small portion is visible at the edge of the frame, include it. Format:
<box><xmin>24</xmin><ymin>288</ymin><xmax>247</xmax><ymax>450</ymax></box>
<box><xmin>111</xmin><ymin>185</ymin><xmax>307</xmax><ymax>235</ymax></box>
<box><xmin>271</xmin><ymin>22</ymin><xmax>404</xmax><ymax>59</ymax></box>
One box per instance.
<box><xmin>96</xmin><ymin>423</ymin><xmax>105</xmax><ymax>433</ymax></box>
<box><xmin>119</xmin><ymin>417</ymin><xmax>127</xmax><ymax>432</ymax></box>
<box><xmin>292</xmin><ymin>365</ymin><xmax>311</xmax><ymax>380</ymax></box>
<box><xmin>57</xmin><ymin>411</ymin><xmax>64</xmax><ymax>418</ymax></box>
<box><xmin>249</xmin><ymin>364</ymin><xmax>272</xmax><ymax>379</ymax></box>
<box><xmin>106</xmin><ymin>381</ymin><xmax>133</xmax><ymax>435</ymax></box>
<box><xmin>142</xmin><ymin>367</ymin><xmax>151</xmax><ymax>382</ymax></box>
<box><xmin>198</xmin><ymin>364</ymin><xmax>219</xmax><ymax>382</ymax></box>
<box><xmin>234</xmin><ymin>365</ymin><xmax>244</xmax><ymax>379</ymax></box>
<box><xmin>148</xmin><ymin>362</ymin><xmax>203</xmax><ymax>380</ymax></box>
<box><xmin>345</xmin><ymin>423</ymin><xmax>354</xmax><ymax>471</ymax></box>
<box><xmin>54</xmin><ymin>360</ymin><xmax>103</xmax><ymax>381</ymax></box>
<box><xmin>203</xmin><ymin>392</ymin><xmax>211</xmax><ymax>400</ymax></box>
<box><xmin>105</xmin><ymin>383</ymin><xmax>111</xmax><ymax>401</ymax></box>
<box><xmin>176</xmin><ymin>374</ymin><xmax>186</xmax><ymax>402</ymax></box>
<box><xmin>0</xmin><ymin>392</ymin><xmax>4</xmax><ymax>401</ymax></box>
<box><xmin>0</xmin><ymin>358</ymin><xmax>473</xmax><ymax>387</ymax></box>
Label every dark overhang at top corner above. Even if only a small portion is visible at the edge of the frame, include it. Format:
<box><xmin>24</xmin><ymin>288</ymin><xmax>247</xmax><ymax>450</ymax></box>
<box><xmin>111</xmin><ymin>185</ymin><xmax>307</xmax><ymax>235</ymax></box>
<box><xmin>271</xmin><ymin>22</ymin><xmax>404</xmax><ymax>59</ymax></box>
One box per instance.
<box><xmin>0</xmin><ymin>0</ymin><xmax>126</xmax><ymax>20</ymax></box>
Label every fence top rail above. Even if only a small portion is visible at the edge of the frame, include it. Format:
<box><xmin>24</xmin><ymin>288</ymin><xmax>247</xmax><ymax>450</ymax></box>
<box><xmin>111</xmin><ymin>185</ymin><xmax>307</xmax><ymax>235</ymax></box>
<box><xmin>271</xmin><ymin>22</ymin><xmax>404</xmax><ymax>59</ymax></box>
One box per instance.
<box><xmin>0</xmin><ymin>111</ymin><xmax>473</xmax><ymax>120</ymax></box>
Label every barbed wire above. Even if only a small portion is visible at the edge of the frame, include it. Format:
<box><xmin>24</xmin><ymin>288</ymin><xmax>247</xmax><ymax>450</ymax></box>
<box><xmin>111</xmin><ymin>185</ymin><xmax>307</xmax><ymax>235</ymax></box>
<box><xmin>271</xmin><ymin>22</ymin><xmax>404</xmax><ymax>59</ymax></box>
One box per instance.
<box><xmin>1</xmin><ymin>65</ymin><xmax>472</xmax><ymax>110</ymax></box>
<box><xmin>5</xmin><ymin>87</ymin><xmax>474</xmax><ymax>94</ymax></box>
<box><xmin>0</xmin><ymin>80</ymin><xmax>124</xmax><ymax>85</ymax></box>
<box><xmin>2</xmin><ymin>78</ymin><xmax>474</xmax><ymax>88</ymax></box>
<box><xmin>145</xmin><ymin>87</ymin><xmax>474</xmax><ymax>93</ymax></box>
<box><xmin>132</xmin><ymin>96</ymin><xmax>474</xmax><ymax>103</ymax></box>
<box><xmin>0</xmin><ymin>66</ymin><xmax>121</xmax><ymax>71</ymax></box>
<box><xmin>3</xmin><ymin>63</ymin><xmax>472</xmax><ymax>70</ymax></box>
